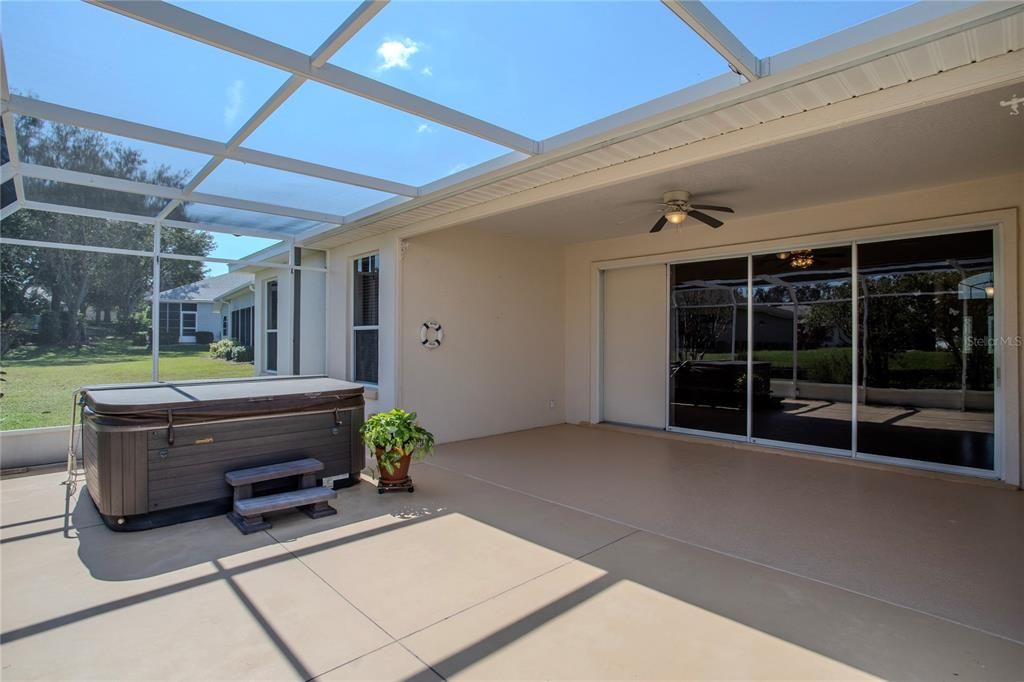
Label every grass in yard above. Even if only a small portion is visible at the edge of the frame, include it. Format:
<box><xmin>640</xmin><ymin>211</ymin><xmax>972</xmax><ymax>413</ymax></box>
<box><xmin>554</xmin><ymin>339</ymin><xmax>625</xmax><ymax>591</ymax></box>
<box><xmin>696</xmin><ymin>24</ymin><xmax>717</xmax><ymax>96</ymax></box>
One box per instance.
<box><xmin>0</xmin><ymin>337</ymin><xmax>254</xmax><ymax>430</ymax></box>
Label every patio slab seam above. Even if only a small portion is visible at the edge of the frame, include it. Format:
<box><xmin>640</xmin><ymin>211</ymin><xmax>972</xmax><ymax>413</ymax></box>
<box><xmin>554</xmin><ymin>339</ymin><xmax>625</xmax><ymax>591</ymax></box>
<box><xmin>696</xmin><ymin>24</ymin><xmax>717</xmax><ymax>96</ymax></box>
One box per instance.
<box><xmin>392</xmin><ymin>528</ymin><xmax>643</xmax><ymax>647</ymax></box>
<box><xmin>422</xmin><ymin>460</ymin><xmax>1024</xmax><ymax>647</ymax></box>
<box><xmin>263</xmin><ymin>528</ymin><xmax>408</xmax><ymax>681</ymax></box>
<box><xmin>265</xmin><ymin>502</ymin><xmax>640</xmax><ymax>679</ymax></box>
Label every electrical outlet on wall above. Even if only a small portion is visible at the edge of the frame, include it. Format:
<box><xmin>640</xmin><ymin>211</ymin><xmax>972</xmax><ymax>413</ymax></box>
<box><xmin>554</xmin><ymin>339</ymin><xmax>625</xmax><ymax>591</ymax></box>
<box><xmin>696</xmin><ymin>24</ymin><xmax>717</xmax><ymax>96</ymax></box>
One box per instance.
<box><xmin>548</xmin><ymin>400</ymin><xmax>556</xmax><ymax>409</ymax></box>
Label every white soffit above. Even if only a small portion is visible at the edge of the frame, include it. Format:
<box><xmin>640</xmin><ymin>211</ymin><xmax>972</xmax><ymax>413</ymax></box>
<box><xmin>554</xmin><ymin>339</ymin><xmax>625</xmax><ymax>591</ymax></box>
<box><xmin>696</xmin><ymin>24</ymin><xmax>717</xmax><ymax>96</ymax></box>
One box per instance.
<box><xmin>303</xmin><ymin>4</ymin><xmax>1024</xmax><ymax>249</ymax></box>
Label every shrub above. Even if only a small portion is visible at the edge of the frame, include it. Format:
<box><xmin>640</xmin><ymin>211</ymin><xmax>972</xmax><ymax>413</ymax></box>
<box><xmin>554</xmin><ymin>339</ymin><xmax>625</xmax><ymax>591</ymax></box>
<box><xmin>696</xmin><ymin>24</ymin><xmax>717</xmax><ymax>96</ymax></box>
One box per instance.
<box><xmin>209</xmin><ymin>338</ymin><xmax>236</xmax><ymax>359</ymax></box>
<box><xmin>1</xmin><ymin>317</ymin><xmax>32</xmax><ymax>356</ymax></box>
<box><xmin>195</xmin><ymin>331</ymin><xmax>214</xmax><ymax>344</ymax></box>
<box><xmin>230</xmin><ymin>345</ymin><xmax>252</xmax><ymax>363</ymax></box>
<box><xmin>131</xmin><ymin>332</ymin><xmax>149</xmax><ymax>347</ymax></box>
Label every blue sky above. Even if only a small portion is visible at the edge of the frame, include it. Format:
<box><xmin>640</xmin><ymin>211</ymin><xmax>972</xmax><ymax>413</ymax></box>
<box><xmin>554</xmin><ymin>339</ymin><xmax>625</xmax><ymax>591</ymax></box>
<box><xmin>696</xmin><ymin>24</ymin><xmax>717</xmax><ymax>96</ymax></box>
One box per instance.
<box><xmin>3</xmin><ymin>0</ymin><xmax>912</xmax><ymax>271</ymax></box>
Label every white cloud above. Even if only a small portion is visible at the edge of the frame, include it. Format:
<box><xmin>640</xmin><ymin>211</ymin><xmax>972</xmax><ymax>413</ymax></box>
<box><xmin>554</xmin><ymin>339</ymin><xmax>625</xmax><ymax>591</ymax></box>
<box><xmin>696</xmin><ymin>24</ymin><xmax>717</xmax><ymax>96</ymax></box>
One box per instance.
<box><xmin>416</xmin><ymin>123</ymin><xmax>433</xmax><ymax>134</ymax></box>
<box><xmin>447</xmin><ymin>162</ymin><xmax>469</xmax><ymax>176</ymax></box>
<box><xmin>376</xmin><ymin>38</ymin><xmax>419</xmax><ymax>71</ymax></box>
<box><xmin>223</xmin><ymin>79</ymin><xmax>245</xmax><ymax>126</ymax></box>
<box><xmin>420</xmin><ymin>66</ymin><xmax>433</xmax><ymax>77</ymax></box>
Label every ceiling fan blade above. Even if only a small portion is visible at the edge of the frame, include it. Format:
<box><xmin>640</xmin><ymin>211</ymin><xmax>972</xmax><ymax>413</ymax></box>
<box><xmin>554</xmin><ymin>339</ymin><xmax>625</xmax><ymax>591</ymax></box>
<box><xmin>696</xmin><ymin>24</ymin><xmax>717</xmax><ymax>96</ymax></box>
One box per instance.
<box><xmin>650</xmin><ymin>216</ymin><xmax>668</xmax><ymax>233</ymax></box>
<box><xmin>687</xmin><ymin>210</ymin><xmax>723</xmax><ymax>228</ymax></box>
<box><xmin>689</xmin><ymin>204</ymin><xmax>734</xmax><ymax>213</ymax></box>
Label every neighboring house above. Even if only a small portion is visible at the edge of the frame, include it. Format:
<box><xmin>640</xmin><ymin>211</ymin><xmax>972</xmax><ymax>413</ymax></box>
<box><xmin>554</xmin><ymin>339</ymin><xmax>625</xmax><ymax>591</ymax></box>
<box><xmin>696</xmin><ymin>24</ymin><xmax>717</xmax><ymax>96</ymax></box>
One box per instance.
<box><xmin>230</xmin><ymin>243</ymin><xmax>326</xmax><ymax>377</ymax></box>
<box><xmin>212</xmin><ymin>279</ymin><xmax>255</xmax><ymax>349</ymax></box>
<box><xmin>156</xmin><ymin>272</ymin><xmax>253</xmax><ymax>343</ymax></box>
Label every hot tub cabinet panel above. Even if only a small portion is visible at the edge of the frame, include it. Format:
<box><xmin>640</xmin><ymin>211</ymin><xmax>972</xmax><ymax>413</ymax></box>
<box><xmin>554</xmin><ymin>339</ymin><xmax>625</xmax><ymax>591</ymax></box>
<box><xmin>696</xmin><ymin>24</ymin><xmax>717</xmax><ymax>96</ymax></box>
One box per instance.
<box><xmin>82</xmin><ymin>376</ymin><xmax>365</xmax><ymax>530</ymax></box>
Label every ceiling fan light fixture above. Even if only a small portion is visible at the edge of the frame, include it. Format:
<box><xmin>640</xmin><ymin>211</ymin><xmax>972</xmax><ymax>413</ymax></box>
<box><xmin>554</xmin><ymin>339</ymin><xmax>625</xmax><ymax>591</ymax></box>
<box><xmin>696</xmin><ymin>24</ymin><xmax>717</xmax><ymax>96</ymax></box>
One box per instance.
<box><xmin>665</xmin><ymin>209</ymin><xmax>687</xmax><ymax>224</ymax></box>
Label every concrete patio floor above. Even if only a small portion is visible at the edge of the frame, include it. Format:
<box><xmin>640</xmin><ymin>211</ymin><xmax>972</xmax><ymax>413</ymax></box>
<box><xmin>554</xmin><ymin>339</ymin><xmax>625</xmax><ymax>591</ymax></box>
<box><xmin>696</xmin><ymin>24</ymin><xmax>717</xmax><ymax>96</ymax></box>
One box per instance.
<box><xmin>1</xmin><ymin>424</ymin><xmax>1022</xmax><ymax>680</ymax></box>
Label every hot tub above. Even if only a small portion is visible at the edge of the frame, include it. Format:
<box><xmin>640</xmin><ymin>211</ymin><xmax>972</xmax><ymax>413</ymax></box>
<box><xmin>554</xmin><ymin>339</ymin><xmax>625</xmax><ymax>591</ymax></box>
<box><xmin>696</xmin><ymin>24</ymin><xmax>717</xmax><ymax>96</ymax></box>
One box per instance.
<box><xmin>81</xmin><ymin>375</ymin><xmax>365</xmax><ymax>530</ymax></box>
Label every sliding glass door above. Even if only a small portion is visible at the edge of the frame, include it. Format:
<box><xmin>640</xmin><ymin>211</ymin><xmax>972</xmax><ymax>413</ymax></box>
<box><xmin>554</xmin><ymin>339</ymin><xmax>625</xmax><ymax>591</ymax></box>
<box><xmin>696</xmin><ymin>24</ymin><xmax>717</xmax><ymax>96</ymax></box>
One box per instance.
<box><xmin>665</xmin><ymin>228</ymin><xmax>997</xmax><ymax>475</ymax></box>
<box><xmin>856</xmin><ymin>231</ymin><xmax>995</xmax><ymax>470</ymax></box>
<box><xmin>751</xmin><ymin>246</ymin><xmax>853</xmax><ymax>453</ymax></box>
<box><xmin>669</xmin><ymin>258</ymin><xmax>749</xmax><ymax>437</ymax></box>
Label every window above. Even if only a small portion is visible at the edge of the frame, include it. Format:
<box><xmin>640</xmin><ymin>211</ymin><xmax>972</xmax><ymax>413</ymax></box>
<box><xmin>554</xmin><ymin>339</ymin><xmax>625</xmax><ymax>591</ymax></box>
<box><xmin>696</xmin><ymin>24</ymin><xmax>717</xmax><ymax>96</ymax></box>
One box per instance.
<box><xmin>158</xmin><ymin>302</ymin><xmax>198</xmax><ymax>342</ymax></box>
<box><xmin>265</xmin><ymin>280</ymin><xmax>278</xmax><ymax>372</ymax></box>
<box><xmin>181</xmin><ymin>302</ymin><xmax>197</xmax><ymax>338</ymax></box>
<box><xmin>231</xmin><ymin>306</ymin><xmax>254</xmax><ymax>348</ymax></box>
<box><xmin>352</xmin><ymin>254</ymin><xmax>379</xmax><ymax>384</ymax></box>
<box><xmin>222</xmin><ymin>315</ymin><xmax>228</xmax><ymax>337</ymax></box>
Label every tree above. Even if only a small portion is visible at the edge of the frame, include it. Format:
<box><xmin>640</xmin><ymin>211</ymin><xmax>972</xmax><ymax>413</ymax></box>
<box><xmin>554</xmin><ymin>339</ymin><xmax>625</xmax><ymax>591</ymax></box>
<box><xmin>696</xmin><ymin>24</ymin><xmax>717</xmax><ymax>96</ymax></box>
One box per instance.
<box><xmin>1</xmin><ymin>111</ymin><xmax>214</xmax><ymax>345</ymax></box>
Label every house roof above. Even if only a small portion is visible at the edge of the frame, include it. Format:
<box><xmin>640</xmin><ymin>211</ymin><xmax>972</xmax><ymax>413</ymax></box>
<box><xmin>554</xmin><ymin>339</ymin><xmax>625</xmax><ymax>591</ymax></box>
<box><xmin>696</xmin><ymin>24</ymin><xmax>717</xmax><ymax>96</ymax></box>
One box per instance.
<box><xmin>158</xmin><ymin>272</ymin><xmax>253</xmax><ymax>303</ymax></box>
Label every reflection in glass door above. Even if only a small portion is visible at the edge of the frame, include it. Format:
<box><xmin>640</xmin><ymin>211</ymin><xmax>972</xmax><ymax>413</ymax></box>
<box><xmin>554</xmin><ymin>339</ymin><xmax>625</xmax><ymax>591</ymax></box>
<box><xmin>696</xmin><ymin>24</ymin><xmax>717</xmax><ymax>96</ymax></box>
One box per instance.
<box><xmin>669</xmin><ymin>258</ymin><xmax>749</xmax><ymax>437</ymax></box>
<box><xmin>751</xmin><ymin>247</ymin><xmax>853</xmax><ymax>452</ymax></box>
<box><xmin>662</xmin><ymin>228</ymin><xmax>997</xmax><ymax>475</ymax></box>
<box><xmin>857</xmin><ymin>231</ymin><xmax>995</xmax><ymax>470</ymax></box>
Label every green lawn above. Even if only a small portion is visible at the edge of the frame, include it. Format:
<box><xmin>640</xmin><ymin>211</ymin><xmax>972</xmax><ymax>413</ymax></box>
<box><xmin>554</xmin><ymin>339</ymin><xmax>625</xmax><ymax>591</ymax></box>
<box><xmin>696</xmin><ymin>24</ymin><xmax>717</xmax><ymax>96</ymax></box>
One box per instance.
<box><xmin>1</xmin><ymin>338</ymin><xmax>254</xmax><ymax>430</ymax></box>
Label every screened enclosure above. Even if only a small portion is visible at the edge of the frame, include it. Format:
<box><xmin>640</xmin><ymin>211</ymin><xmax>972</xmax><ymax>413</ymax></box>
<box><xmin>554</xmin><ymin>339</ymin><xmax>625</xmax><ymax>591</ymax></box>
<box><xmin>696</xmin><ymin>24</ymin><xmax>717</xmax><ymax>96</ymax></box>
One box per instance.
<box><xmin>1</xmin><ymin>0</ymin><xmax>1016</xmax><ymax>434</ymax></box>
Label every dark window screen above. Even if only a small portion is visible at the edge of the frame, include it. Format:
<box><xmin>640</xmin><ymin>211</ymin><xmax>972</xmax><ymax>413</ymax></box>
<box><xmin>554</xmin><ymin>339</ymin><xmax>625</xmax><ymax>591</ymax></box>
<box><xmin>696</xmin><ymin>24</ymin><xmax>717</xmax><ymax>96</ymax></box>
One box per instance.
<box><xmin>353</xmin><ymin>255</ymin><xmax>379</xmax><ymax>327</ymax></box>
<box><xmin>353</xmin><ymin>329</ymin><xmax>378</xmax><ymax>384</ymax></box>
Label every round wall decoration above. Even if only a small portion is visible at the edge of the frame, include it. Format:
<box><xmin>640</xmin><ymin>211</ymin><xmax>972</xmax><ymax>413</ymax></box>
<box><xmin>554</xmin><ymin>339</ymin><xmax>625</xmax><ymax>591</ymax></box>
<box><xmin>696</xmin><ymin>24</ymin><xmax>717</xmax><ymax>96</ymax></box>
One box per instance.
<box><xmin>420</xmin><ymin>320</ymin><xmax>443</xmax><ymax>349</ymax></box>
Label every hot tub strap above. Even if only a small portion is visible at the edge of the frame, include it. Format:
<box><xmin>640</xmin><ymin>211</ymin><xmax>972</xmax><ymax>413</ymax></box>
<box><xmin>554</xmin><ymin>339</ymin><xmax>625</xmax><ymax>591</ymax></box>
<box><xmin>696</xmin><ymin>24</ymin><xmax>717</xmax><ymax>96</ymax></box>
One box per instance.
<box><xmin>167</xmin><ymin>409</ymin><xmax>175</xmax><ymax>445</ymax></box>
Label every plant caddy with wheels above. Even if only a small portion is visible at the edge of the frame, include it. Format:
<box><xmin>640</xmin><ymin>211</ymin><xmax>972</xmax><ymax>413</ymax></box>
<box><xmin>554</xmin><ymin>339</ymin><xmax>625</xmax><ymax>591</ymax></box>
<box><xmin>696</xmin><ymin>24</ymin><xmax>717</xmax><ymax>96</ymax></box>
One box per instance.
<box><xmin>360</xmin><ymin>408</ymin><xmax>435</xmax><ymax>494</ymax></box>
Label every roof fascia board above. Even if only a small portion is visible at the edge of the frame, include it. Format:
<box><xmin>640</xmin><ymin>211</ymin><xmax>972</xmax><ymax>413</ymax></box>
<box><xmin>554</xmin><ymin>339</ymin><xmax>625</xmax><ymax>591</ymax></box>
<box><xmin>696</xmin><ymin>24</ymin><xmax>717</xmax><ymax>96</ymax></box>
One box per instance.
<box><xmin>304</xmin><ymin>49</ymin><xmax>1024</xmax><ymax>249</ymax></box>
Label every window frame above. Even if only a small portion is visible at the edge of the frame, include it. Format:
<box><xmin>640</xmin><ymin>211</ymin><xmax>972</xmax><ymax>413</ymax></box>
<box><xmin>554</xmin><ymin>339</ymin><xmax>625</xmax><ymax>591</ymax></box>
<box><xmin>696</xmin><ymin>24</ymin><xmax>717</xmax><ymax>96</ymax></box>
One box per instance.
<box><xmin>264</xmin><ymin>279</ymin><xmax>279</xmax><ymax>373</ymax></box>
<box><xmin>351</xmin><ymin>252</ymin><xmax>380</xmax><ymax>387</ymax></box>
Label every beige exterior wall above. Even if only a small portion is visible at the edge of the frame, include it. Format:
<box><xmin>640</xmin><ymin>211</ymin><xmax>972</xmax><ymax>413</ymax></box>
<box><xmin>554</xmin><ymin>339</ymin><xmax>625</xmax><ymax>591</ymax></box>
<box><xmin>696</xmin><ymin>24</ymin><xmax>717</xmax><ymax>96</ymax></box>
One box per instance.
<box><xmin>601</xmin><ymin>265</ymin><xmax>667</xmax><ymax>428</ymax></box>
<box><xmin>325</xmin><ymin>234</ymin><xmax>400</xmax><ymax>414</ymax></box>
<box><xmin>565</xmin><ymin>172</ymin><xmax>1023</xmax><ymax>483</ymax></box>
<box><xmin>398</xmin><ymin>224</ymin><xmax>565</xmax><ymax>444</ymax></box>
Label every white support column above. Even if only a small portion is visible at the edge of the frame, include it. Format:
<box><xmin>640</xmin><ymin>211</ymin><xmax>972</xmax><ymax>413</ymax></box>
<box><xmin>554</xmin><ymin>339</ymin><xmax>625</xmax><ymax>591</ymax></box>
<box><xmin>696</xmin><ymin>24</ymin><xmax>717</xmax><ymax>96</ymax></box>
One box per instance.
<box><xmin>288</xmin><ymin>242</ymin><xmax>297</xmax><ymax>375</ymax></box>
<box><xmin>152</xmin><ymin>223</ymin><xmax>162</xmax><ymax>382</ymax></box>
<box><xmin>660</xmin><ymin>0</ymin><xmax>761</xmax><ymax>80</ymax></box>
<box><xmin>1</xmin><ymin>40</ymin><xmax>26</xmax><ymax>206</ymax></box>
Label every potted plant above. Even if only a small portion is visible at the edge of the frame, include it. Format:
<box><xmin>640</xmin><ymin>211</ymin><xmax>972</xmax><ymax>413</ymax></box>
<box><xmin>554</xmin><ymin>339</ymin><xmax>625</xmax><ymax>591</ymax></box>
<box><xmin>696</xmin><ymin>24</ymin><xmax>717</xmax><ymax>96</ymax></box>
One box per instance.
<box><xmin>360</xmin><ymin>409</ymin><xmax>435</xmax><ymax>484</ymax></box>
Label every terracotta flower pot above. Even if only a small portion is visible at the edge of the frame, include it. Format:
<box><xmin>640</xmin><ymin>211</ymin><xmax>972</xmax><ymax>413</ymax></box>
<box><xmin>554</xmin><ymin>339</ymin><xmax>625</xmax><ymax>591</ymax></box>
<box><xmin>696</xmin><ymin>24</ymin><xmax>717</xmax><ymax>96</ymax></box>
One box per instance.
<box><xmin>375</xmin><ymin>447</ymin><xmax>412</xmax><ymax>482</ymax></box>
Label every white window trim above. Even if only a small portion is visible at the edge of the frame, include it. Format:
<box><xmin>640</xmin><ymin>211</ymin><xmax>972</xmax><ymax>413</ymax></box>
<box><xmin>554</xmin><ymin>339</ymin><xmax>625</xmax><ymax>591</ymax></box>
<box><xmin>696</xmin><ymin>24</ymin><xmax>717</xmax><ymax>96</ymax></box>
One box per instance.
<box><xmin>264</xmin><ymin>278</ymin><xmax>279</xmax><ymax>374</ymax></box>
<box><xmin>351</xmin><ymin>252</ymin><xmax>380</xmax><ymax>387</ymax></box>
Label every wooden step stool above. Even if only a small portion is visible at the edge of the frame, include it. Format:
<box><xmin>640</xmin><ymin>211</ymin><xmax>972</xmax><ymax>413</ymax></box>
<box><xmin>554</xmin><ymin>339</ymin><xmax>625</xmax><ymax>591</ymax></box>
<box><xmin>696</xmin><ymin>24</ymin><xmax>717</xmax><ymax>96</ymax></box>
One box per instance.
<box><xmin>225</xmin><ymin>457</ymin><xmax>337</xmax><ymax>534</ymax></box>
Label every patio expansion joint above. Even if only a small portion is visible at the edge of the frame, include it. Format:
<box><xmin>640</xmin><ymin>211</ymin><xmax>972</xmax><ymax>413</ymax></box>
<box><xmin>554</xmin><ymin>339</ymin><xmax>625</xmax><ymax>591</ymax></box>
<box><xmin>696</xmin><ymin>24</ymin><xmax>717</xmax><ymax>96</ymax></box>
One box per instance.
<box><xmin>394</xmin><ymin>527</ymin><xmax>644</xmax><ymax>647</ymax></box>
<box><xmin>262</xmin><ymin>505</ymin><xmax>641</xmax><ymax>680</ymax></box>
<box><xmin>262</xmin><ymin>527</ymin><xmax>447</xmax><ymax>681</ymax></box>
<box><xmin>422</xmin><ymin>461</ymin><xmax>1024</xmax><ymax>647</ymax></box>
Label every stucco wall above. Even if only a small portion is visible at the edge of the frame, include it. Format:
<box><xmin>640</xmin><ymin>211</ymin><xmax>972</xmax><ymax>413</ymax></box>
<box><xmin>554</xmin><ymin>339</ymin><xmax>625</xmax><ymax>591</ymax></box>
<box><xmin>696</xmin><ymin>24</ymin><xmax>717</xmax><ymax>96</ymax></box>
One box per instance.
<box><xmin>564</xmin><ymin>172</ymin><xmax>1023</xmax><ymax>483</ymax></box>
<box><xmin>326</xmin><ymin>235</ymin><xmax>400</xmax><ymax>415</ymax></box>
<box><xmin>298</xmin><ymin>249</ymin><xmax>327</xmax><ymax>376</ymax></box>
<box><xmin>602</xmin><ymin>264</ymin><xmax>666</xmax><ymax>428</ymax></box>
<box><xmin>398</xmin><ymin>224</ymin><xmax>565</xmax><ymax>444</ymax></box>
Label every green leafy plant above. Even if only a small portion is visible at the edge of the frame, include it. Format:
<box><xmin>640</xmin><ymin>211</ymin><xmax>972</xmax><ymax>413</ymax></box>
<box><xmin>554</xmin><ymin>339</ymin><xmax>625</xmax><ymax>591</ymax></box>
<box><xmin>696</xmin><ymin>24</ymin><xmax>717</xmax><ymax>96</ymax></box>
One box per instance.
<box><xmin>360</xmin><ymin>409</ymin><xmax>435</xmax><ymax>475</ymax></box>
